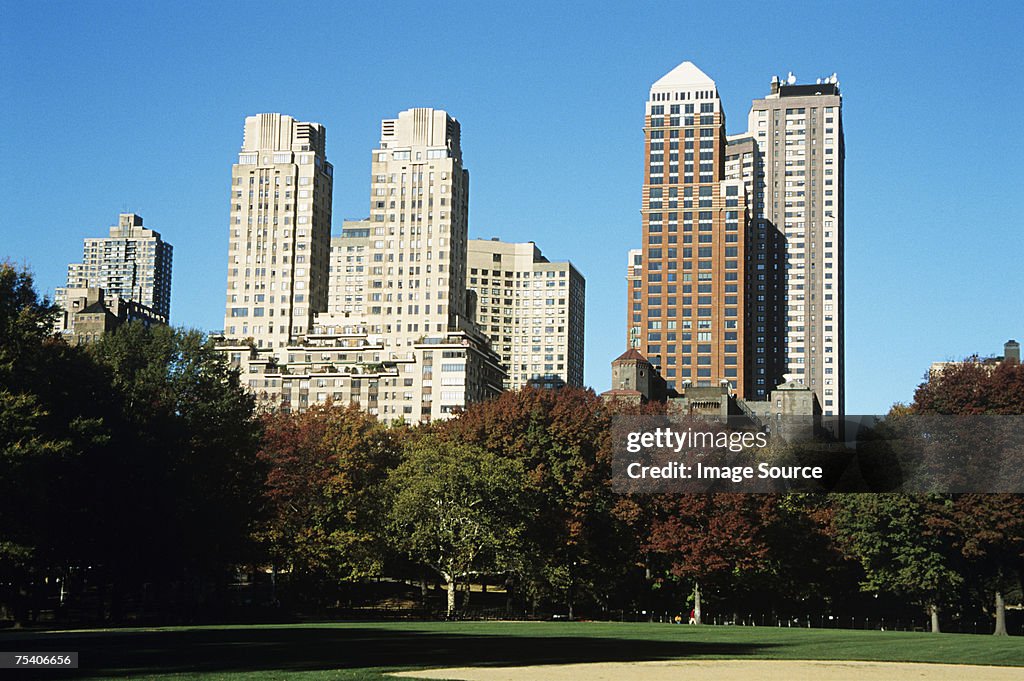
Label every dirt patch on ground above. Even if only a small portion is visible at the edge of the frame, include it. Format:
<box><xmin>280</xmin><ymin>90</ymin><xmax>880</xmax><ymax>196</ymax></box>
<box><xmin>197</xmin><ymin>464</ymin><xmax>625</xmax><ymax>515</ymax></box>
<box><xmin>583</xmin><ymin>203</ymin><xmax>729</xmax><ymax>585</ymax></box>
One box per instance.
<box><xmin>392</xmin><ymin>659</ymin><xmax>1023</xmax><ymax>680</ymax></box>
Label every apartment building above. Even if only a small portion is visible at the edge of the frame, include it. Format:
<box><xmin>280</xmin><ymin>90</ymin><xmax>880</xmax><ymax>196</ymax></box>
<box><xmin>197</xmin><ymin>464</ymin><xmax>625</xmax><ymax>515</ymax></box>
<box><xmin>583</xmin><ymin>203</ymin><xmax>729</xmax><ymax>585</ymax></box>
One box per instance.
<box><xmin>221</xmin><ymin>110</ymin><xmax>504</xmax><ymax>422</ymax></box>
<box><xmin>56</xmin><ymin>213</ymin><xmax>172</xmax><ymax>320</ymax></box>
<box><xmin>725</xmin><ymin>134</ymin><xmax>787</xmax><ymax>400</ymax></box>
<box><xmin>467</xmin><ymin>238</ymin><xmax>585</xmax><ymax>390</ymax></box>
<box><xmin>626</xmin><ymin>64</ymin><xmax>846</xmax><ymax>414</ymax></box>
<box><xmin>747</xmin><ymin>74</ymin><xmax>844</xmax><ymax>415</ymax></box>
<box><xmin>55</xmin><ymin>287</ymin><xmax>166</xmax><ymax>345</ymax></box>
<box><xmin>222</xmin><ymin>113</ymin><xmax>334</xmax><ymax>350</ymax></box>
<box><xmin>630</xmin><ymin>61</ymin><xmax>750</xmax><ymax>397</ymax></box>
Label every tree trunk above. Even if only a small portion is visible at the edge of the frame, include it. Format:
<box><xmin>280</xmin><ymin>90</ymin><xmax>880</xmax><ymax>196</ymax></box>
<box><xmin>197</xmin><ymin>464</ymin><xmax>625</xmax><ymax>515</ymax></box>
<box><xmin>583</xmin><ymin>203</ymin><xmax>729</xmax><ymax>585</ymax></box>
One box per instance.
<box><xmin>994</xmin><ymin>591</ymin><xmax>1008</xmax><ymax>636</ymax></box>
<box><xmin>446</xmin><ymin>578</ymin><xmax>457</xmax><ymax>618</ymax></box>
<box><xmin>693</xmin><ymin>581</ymin><xmax>702</xmax><ymax>625</ymax></box>
<box><xmin>929</xmin><ymin>603</ymin><xmax>940</xmax><ymax>633</ymax></box>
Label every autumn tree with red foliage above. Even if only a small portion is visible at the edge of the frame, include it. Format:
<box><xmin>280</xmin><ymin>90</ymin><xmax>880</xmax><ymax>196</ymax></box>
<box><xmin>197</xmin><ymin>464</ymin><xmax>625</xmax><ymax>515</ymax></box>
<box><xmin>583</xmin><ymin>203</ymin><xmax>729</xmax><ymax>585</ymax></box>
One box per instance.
<box><xmin>441</xmin><ymin>387</ymin><xmax>643</xmax><ymax>616</ymax></box>
<box><xmin>646</xmin><ymin>494</ymin><xmax>780</xmax><ymax>624</ymax></box>
<box><xmin>912</xmin><ymin>356</ymin><xmax>1024</xmax><ymax>635</ymax></box>
<box><xmin>913</xmin><ymin>359</ymin><xmax>1024</xmax><ymax>416</ymax></box>
<box><xmin>257</xmin><ymin>404</ymin><xmax>401</xmax><ymax>603</ymax></box>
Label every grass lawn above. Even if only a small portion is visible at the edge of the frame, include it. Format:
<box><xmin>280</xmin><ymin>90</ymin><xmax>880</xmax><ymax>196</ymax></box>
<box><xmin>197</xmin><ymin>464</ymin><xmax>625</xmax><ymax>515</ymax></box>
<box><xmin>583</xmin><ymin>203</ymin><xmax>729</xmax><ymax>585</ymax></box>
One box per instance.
<box><xmin>0</xmin><ymin>620</ymin><xmax>1021</xmax><ymax>680</ymax></box>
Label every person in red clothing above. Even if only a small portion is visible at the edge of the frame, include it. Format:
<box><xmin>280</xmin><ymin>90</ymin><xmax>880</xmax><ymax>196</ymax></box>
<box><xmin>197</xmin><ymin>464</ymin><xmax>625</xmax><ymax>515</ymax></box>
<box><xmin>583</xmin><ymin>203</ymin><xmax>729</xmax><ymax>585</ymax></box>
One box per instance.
<box><xmin>688</xmin><ymin>608</ymin><xmax>697</xmax><ymax>625</ymax></box>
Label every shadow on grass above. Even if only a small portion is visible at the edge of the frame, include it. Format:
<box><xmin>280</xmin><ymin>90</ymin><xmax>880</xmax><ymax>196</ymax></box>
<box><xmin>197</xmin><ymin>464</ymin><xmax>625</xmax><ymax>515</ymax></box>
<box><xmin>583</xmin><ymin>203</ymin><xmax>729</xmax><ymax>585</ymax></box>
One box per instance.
<box><xmin>1</xmin><ymin>624</ymin><xmax>775</xmax><ymax>678</ymax></box>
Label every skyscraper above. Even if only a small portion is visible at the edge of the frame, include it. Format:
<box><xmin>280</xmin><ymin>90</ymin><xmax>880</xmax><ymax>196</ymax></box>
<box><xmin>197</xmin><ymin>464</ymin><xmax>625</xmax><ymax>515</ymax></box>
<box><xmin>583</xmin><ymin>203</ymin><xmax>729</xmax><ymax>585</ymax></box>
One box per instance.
<box><xmin>466</xmin><ymin>238</ymin><xmax>585</xmax><ymax>390</ymax></box>
<box><xmin>364</xmin><ymin>108</ymin><xmax>472</xmax><ymax>344</ymax></box>
<box><xmin>725</xmin><ymin>134</ymin><xmax>787</xmax><ymax>401</ymax></box>
<box><xmin>222</xmin><ymin>113</ymin><xmax>333</xmax><ymax>349</ymax></box>
<box><xmin>630</xmin><ymin>61</ymin><xmax>750</xmax><ymax>397</ymax></box>
<box><xmin>221</xmin><ymin>108</ymin><xmax>504</xmax><ymax>422</ymax></box>
<box><xmin>56</xmin><ymin>212</ymin><xmax>173</xmax><ymax>320</ymax></box>
<box><xmin>748</xmin><ymin>74</ymin><xmax>844</xmax><ymax>415</ymax></box>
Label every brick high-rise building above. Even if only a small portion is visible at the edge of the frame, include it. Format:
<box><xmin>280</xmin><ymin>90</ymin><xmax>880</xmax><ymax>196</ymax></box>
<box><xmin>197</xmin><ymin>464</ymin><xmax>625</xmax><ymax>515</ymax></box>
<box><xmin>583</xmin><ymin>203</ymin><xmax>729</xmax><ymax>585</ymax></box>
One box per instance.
<box><xmin>222</xmin><ymin>113</ymin><xmax>333</xmax><ymax>349</ymax></box>
<box><xmin>630</xmin><ymin>61</ymin><xmax>749</xmax><ymax>396</ymax></box>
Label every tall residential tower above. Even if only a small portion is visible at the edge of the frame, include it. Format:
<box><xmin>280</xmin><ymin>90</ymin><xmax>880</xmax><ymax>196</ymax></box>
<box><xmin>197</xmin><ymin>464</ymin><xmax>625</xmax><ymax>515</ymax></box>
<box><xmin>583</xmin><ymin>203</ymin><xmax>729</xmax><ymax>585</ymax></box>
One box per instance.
<box><xmin>748</xmin><ymin>75</ymin><xmax>844</xmax><ymax>415</ymax></box>
<box><xmin>222</xmin><ymin>113</ymin><xmax>334</xmax><ymax>349</ymax></box>
<box><xmin>363</xmin><ymin>108</ymin><xmax>472</xmax><ymax>346</ymax></box>
<box><xmin>630</xmin><ymin>62</ymin><xmax>750</xmax><ymax>397</ymax></box>
<box><xmin>56</xmin><ymin>212</ymin><xmax>173</xmax><ymax>320</ymax></box>
<box><xmin>220</xmin><ymin>109</ymin><xmax>504</xmax><ymax>422</ymax></box>
<box><xmin>466</xmin><ymin>238</ymin><xmax>585</xmax><ymax>390</ymax></box>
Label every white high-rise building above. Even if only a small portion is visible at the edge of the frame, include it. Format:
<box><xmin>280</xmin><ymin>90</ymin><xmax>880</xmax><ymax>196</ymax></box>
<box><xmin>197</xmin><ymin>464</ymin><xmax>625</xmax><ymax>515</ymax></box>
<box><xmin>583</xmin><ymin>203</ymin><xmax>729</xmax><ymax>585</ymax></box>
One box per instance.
<box><xmin>222</xmin><ymin>109</ymin><xmax>504</xmax><ymax>422</ymax></box>
<box><xmin>467</xmin><ymin>239</ymin><xmax>585</xmax><ymax>390</ymax></box>
<box><xmin>222</xmin><ymin>113</ymin><xmax>333</xmax><ymax>349</ymax></box>
<box><xmin>364</xmin><ymin>107</ymin><xmax>472</xmax><ymax>342</ymax></box>
<box><xmin>747</xmin><ymin>74</ymin><xmax>844</xmax><ymax>415</ymax></box>
<box><xmin>56</xmin><ymin>212</ymin><xmax>173</xmax><ymax>320</ymax></box>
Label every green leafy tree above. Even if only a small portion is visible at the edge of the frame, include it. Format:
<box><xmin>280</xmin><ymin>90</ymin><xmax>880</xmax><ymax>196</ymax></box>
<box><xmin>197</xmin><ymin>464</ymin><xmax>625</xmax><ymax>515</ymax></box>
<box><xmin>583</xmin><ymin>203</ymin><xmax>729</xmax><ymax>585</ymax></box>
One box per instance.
<box><xmin>832</xmin><ymin>494</ymin><xmax>961</xmax><ymax>632</ymax></box>
<box><xmin>387</xmin><ymin>437</ymin><xmax>524</xmax><ymax>617</ymax></box>
<box><xmin>442</xmin><ymin>388</ymin><xmax>639</xmax><ymax>617</ymax></box>
<box><xmin>89</xmin><ymin>323</ymin><xmax>264</xmax><ymax>606</ymax></box>
<box><xmin>0</xmin><ymin>264</ymin><xmax>113</xmax><ymax>623</ymax></box>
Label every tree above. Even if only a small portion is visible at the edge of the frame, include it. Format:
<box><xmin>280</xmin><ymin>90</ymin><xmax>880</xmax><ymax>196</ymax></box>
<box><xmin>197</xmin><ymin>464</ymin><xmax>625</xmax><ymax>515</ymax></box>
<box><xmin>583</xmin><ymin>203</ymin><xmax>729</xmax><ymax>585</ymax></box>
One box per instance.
<box><xmin>0</xmin><ymin>266</ymin><xmax>264</xmax><ymax>623</ymax></box>
<box><xmin>442</xmin><ymin>388</ymin><xmax>640</xmax><ymax>617</ymax></box>
<box><xmin>832</xmin><ymin>494</ymin><xmax>961</xmax><ymax>633</ymax></box>
<box><xmin>257</xmin><ymin>403</ymin><xmax>400</xmax><ymax>601</ymax></box>
<box><xmin>937</xmin><ymin>495</ymin><xmax>1024</xmax><ymax>636</ymax></box>
<box><xmin>0</xmin><ymin>264</ymin><xmax>113</xmax><ymax>623</ymax></box>
<box><xmin>646</xmin><ymin>493</ymin><xmax>779</xmax><ymax>624</ymax></box>
<box><xmin>913</xmin><ymin>359</ymin><xmax>1024</xmax><ymax>416</ymax></box>
<box><xmin>910</xmin><ymin>357</ymin><xmax>1024</xmax><ymax>634</ymax></box>
<box><xmin>387</xmin><ymin>437</ymin><xmax>524</xmax><ymax>617</ymax></box>
<box><xmin>88</xmin><ymin>322</ymin><xmax>264</xmax><ymax>610</ymax></box>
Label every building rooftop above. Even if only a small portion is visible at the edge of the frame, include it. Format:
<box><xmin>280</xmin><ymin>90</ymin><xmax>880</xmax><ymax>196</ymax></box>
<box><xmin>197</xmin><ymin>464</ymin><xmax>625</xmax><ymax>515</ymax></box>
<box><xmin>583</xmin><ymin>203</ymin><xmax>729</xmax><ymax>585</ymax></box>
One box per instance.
<box><xmin>613</xmin><ymin>348</ymin><xmax>649</xmax><ymax>364</ymax></box>
<box><xmin>651</xmin><ymin>61</ymin><xmax>714</xmax><ymax>89</ymax></box>
<box><xmin>779</xmin><ymin>83</ymin><xmax>840</xmax><ymax>97</ymax></box>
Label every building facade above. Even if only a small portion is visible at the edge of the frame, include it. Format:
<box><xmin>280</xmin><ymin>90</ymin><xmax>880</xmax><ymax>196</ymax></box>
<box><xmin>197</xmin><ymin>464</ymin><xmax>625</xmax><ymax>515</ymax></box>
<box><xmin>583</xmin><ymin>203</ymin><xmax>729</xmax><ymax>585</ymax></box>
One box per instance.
<box><xmin>601</xmin><ymin>349</ymin><xmax>820</xmax><ymax>429</ymax></box>
<box><xmin>56</xmin><ymin>213</ymin><xmax>173</xmax><ymax>320</ymax></box>
<box><xmin>725</xmin><ymin>134</ymin><xmax>787</xmax><ymax>401</ymax></box>
<box><xmin>626</xmin><ymin>63</ymin><xmax>845</xmax><ymax>415</ymax></box>
<box><xmin>747</xmin><ymin>75</ymin><xmax>844</xmax><ymax>415</ymax></box>
<box><xmin>630</xmin><ymin>61</ymin><xmax>750</xmax><ymax>397</ymax></box>
<box><xmin>467</xmin><ymin>238</ymin><xmax>585</xmax><ymax>390</ymax></box>
<box><xmin>222</xmin><ymin>113</ymin><xmax>334</xmax><ymax>350</ymax></box>
<box><xmin>220</xmin><ymin>109</ymin><xmax>504</xmax><ymax>422</ymax></box>
<box><xmin>55</xmin><ymin>287</ymin><xmax>166</xmax><ymax>345</ymax></box>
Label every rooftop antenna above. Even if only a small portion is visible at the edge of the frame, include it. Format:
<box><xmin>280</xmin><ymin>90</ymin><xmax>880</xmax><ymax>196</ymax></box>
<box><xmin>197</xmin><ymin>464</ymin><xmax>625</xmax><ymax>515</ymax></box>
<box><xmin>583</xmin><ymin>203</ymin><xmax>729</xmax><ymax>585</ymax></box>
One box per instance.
<box><xmin>786</xmin><ymin>72</ymin><xmax>797</xmax><ymax>85</ymax></box>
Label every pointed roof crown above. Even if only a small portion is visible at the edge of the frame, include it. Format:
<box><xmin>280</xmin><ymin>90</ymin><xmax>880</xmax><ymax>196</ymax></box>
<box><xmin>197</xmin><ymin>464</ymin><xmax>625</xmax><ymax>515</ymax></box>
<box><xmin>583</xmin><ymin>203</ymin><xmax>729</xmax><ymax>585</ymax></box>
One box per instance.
<box><xmin>613</xmin><ymin>348</ymin><xmax>650</xmax><ymax>364</ymax></box>
<box><xmin>651</xmin><ymin>61</ymin><xmax>715</xmax><ymax>91</ymax></box>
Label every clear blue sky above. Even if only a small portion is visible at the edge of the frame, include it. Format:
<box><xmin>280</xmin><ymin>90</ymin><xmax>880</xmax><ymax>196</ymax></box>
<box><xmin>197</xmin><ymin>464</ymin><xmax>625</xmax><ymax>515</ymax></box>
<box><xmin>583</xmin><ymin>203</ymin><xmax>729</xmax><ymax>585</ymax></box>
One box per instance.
<box><xmin>2</xmin><ymin>1</ymin><xmax>1022</xmax><ymax>413</ymax></box>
